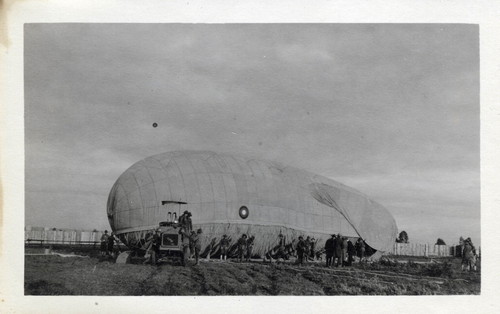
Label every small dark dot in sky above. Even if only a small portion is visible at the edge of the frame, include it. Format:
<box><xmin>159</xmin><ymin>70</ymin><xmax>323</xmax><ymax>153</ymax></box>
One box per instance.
<box><xmin>153</xmin><ymin>123</ymin><xmax>158</xmax><ymax>128</ymax></box>
<box><xmin>258</xmin><ymin>142</ymin><xmax>263</xmax><ymax>146</ymax></box>
<box><xmin>95</xmin><ymin>302</ymin><xmax>98</xmax><ymax>305</ymax></box>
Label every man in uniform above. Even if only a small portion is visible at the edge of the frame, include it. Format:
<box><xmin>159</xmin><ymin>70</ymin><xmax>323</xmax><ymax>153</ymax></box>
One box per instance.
<box><xmin>246</xmin><ymin>235</ymin><xmax>255</xmax><ymax>262</ymax></box>
<box><xmin>462</xmin><ymin>237</ymin><xmax>476</xmax><ymax>271</ymax></box>
<box><xmin>107</xmin><ymin>232</ymin><xmax>117</xmax><ymax>257</ymax></box>
<box><xmin>347</xmin><ymin>238</ymin><xmax>356</xmax><ymax>266</ymax></box>
<box><xmin>458</xmin><ymin>236</ymin><xmax>465</xmax><ymax>258</ymax></box>
<box><xmin>220</xmin><ymin>234</ymin><xmax>230</xmax><ymax>261</ymax></box>
<box><xmin>186</xmin><ymin>212</ymin><xmax>193</xmax><ymax>232</ymax></box>
<box><xmin>310</xmin><ymin>237</ymin><xmax>316</xmax><ymax>260</ymax></box>
<box><xmin>179</xmin><ymin>210</ymin><xmax>193</xmax><ymax>234</ymax></box>
<box><xmin>149</xmin><ymin>228</ymin><xmax>162</xmax><ymax>265</ymax></box>
<box><xmin>237</xmin><ymin>234</ymin><xmax>248</xmax><ymax>263</ymax></box>
<box><xmin>296</xmin><ymin>236</ymin><xmax>306</xmax><ymax>265</ymax></box>
<box><xmin>189</xmin><ymin>230</ymin><xmax>196</xmax><ymax>259</ymax></box>
<box><xmin>191</xmin><ymin>228</ymin><xmax>203</xmax><ymax>266</ymax></box>
<box><xmin>333</xmin><ymin>234</ymin><xmax>342</xmax><ymax>267</ymax></box>
<box><xmin>100</xmin><ymin>230</ymin><xmax>110</xmax><ymax>256</ymax></box>
<box><xmin>325</xmin><ymin>234</ymin><xmax>335</xmax><ymax>267</ymax></box>
<box><xmin>304</xmin><ymin>236</ymin><xmax>311</xmax><ymax>262</ymax></box>
<box><xmin>179</xmin><ymin>210</ymin><xmax>187</xmax><ymax>225</ymax></box>
<box><xmin>179</xmin><ymin>227</ymin><xmax>191</xmax><ymax>266</ymax></box>
<box><xmin>356</xmin><ymin>237</ymin><xmax>366</xmax><ymax>263</ymax></box>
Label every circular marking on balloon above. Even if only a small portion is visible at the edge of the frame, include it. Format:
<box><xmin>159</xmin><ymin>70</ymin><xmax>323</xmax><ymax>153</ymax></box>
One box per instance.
<box><xmin>239</xmin><ymin>206</ymin><xmax>249</xmax><ymax>219</ymax></box>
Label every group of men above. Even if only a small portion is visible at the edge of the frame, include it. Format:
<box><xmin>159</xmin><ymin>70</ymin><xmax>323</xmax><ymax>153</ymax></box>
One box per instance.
<box><xmin>145</xmin><ymin>210</ymin><xmax>372</xmax><ymax>267</ymax></box>
<box><xmin>178</xmin><ymin>210</ymin><xmax>204</xmax><ymax>266</ymax></box>
<box><xmin>461</xmin><ymin>237</ymin><xmax>478</xmax><ymax>271</ymax></box>
<box><xmin>295</xmin><ymin>235</ymin><xmax>317</xmax><ymax>264</ymax></box>
<box><xmin>324</xmin><ymin>234</ymin><xmax>365</xmax><ymax>267</ymax></box>
<box><xmin>235</xmin><ymin>234</ymin><xmax>256</xmax><ymax>262</ymax></box>
<box><xmin>100</xmin><ymin>230</ymin><xmax>118</xmax><ymax>257</ymax></box>
<box><xmin>269</xmin><ymin>234</ymin><xmax>314</xmax><ymax>262</ymax></box>
<box><xmin>225</xmin><ymin>233</ymin><xmax>312</xmax><ymax>263</ymax></box>
<box><xmin>190</xmin><ymin>234</ymin><xmax>248</xmax><ymax>263</ymax></box>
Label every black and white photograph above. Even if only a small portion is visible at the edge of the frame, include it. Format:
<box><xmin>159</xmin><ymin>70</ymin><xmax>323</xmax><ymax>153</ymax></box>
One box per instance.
<box><xmin>21</xmin><ymin>23</ymin><xmax>481</xmax><ymax>296</ymax></box>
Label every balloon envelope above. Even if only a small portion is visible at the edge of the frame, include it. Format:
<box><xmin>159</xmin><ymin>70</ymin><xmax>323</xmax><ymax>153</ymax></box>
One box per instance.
<box><xmin>107</xmin><ymin>151</ymin><xmax>398</xmax><ymax>255</ymax></box>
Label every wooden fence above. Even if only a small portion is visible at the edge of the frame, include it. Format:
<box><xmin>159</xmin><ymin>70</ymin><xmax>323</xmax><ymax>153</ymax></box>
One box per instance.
<box><xmin>391</xmin><ymin>242</ymin><xmax>453</xmax><ymax>257</ymax></box>
<box><xmin>25</xmin><ymin>226</ymin><xmax>104</xmax><ymax>246</ymax></box>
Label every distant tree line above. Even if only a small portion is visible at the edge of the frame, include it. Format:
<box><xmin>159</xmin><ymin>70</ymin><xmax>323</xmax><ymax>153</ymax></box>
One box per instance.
<box><xmin>395</xmin><ymin>231</ymin><xmax>448</xmax><ymax>246</ymax></box>
<box><xmin>396</xmin><ymin>231</ymin><xmax>408</xmax><ymax>243</ymax></box>
<box><xmin>435</xmin><ymin>238</ymin><xmax>446</xmax><ymax>245</ymax></box>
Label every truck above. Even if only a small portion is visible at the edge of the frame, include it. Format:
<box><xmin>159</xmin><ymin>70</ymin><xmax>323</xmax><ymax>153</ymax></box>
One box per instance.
<box><xmin>149</xmin><ymin>219</ymin><xmax>186</xmax><ymax>265</ymax></box>
<box><xmin>116</xmin><ymin>201</ymin><xmax>190</xmax><ymax>265</ymax></box>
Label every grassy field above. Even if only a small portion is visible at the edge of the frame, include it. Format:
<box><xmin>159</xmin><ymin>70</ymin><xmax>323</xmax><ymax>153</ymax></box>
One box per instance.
<box><xmin>25</xmin><ymin>252</ymin><xmax>480</xmax><ymax>295</ymax></box>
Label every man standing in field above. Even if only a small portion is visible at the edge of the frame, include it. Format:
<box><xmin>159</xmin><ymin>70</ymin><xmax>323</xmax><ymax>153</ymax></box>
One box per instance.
<box><xmin>100</xmin><ymin>230</ymin><xmax>110</xmax><ymax>256</ymax></box>
<box><xmin>179</xmin><ymin>227</ymin><xmax>191</xmax><ymax>266</ymax></box>
<box><xmin>107</xmin><ymin>232</ymin><xmax>117</xmax><ymax>257</ymax></box>
<box><xmin>189</xmin><ymin>230</ymin><xmax>196</xmax><ymax>259</ymax></box>
<box><xmin>333</xmin><ymin>234</ymin><xmax>342</xmax><ymax>267</ymax></box>
<box><xmin>220</xmin><ymin>234</ymin><xmax>230</xmax><ymax>261</ymax></box>
<box><xmin>304</xmin><ymin>236</ymin><xmax>311</xmax><ymax>262</ymax></box>
<box><xmin>191</xmin><ymin>229</ymin><xmax>203</xmax><ymax>266</ymax></box>
<box><xmin>150</xmin><ymin>228</ymin><xmax>162</xmax><ymax>265</ymax></box>
<box><xmin>462</xmin><ymin>237</ymin><xmax>476</xmax><ymax>271</ymax></box>
<box><xmin>347</xmin><ymin>238</ymin><xmax>356</xmax><ymax>266</ymax></box>
<box><xmin>325</xmin><ymin>234</ymin><xmax>335</xmax><ymax>267</ymax></box>
<box><xmin>356</xmin><ymin>238</ymin><xmax>366</xmax><ymax>263</ymax></box>
<box><xmin>458</xmin><ymin>236</ymin><xmax>465</xmax><ymax>258</ymax></box>
<box><xmin>310</xmin><ymin>237</ymin><xmax>316</xmax><ymax>260</ymax></box>
<box><xmin>296</xmin><ymin>236</ymin><xmax>306</xmax><ymax>265</ymax></box>
<box><xmin>246</xmin><ymin>235</ymin><xmax>255</xmax><ymax>262</ymax></box>
<box><xmin>237</xmin><ymin>234</ymin><xmax>248</xmax><ymax>263</ymax></box>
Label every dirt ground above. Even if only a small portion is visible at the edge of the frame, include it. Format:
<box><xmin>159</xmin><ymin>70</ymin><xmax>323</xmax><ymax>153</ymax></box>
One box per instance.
<box><xmin>24</xmin><ymin>253</ymin><xmax>480</xmax><ymax>296</ymax></box>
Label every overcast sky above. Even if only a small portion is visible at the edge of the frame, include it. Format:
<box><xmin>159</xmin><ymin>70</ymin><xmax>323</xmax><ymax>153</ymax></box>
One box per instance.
<box><xmin>24</xmin><ymin>24</ymin><xmax>479</xmax><ymax>246</ymax></box>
